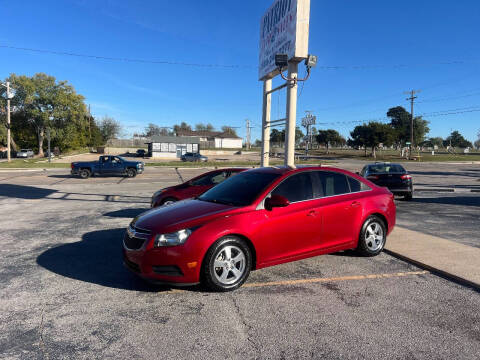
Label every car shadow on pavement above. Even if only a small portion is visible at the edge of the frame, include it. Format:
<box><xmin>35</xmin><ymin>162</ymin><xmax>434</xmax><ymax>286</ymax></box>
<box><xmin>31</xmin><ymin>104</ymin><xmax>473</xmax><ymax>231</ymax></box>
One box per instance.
<box><xmin>409</xmin><ymin>196</ymin><xmax>480</xmax><ymax>207</ymax></box>
<box><xmin>0</xmin><ymin>184</ymin><xmax>58</xmax><ymax>199</ymax></box>
<box><xmin>36</xmin><ymin>228</ymin><xmax>175</xmax><ymax>292</ymax></box>
<box><xmin>103</xmin><ymin>208</ymin><xmax>149</xmax><ymax>218</ymax></box>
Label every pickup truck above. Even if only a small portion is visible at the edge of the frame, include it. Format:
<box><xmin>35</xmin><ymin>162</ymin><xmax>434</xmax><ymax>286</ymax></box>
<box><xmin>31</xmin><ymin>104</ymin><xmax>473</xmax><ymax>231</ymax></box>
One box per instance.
<box><xmin>71</xmin><ymin>155</ymin><xmax>144</xmax><ymax>179</ymax></box>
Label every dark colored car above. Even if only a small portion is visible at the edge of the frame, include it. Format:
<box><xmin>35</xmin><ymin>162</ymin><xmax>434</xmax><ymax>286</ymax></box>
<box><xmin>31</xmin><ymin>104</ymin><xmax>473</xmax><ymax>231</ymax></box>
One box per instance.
<box><xmin>136</xmin><ymin>149</ymin><xmax>147</xmax><ymax>158</ymax></box>
<box><xmin>181</xmin><ymin>152</ymin><xmax>208</xmax><ymax>162</ymax></box>
<box><xmin>360</xmin><ymin>162</ymin><xmax>413</xmax><ymax>200</ymax></box>
<box><xmin>71</xmin><ymin>155</ymin><xmax>144</xmax><ymax>179</ymax></box>
<box><xmin>124</xmin><ymin>166</ymin><xmax>396</xmax><ymax>291</ymax></box>
<box><xmin>151</xmin><ymin>168</ymin><xmax>247</xmax><ymax>207</ymax></box>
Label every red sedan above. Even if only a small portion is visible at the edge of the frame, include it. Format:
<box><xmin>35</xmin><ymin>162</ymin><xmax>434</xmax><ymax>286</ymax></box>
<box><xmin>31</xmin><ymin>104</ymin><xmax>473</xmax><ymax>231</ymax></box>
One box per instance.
<box><xmin>124</xmin><ymin>166</ymin><xmax>396</xmax><ymax>291</ymax></box>
<box><xmin>150</xmin><ymin>168</ymin><xmax>247</xmax><ymax>207</ymax></box>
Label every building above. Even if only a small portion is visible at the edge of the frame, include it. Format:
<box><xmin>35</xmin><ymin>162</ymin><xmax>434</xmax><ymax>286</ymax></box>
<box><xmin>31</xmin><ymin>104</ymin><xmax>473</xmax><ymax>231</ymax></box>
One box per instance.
<box><xmin>146</xmin><ymin>136</ymin><xmax>200</xmax><ymax>159</ymax></box>
<box><xmin>176</xmin><ymin>130</ymin><xmax>243</xmax><ymax>149</ymax></box>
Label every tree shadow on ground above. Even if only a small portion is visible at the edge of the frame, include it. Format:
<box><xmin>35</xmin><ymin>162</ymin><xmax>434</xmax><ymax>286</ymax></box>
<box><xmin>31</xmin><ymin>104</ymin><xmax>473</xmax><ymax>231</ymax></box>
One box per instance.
<box><xmin>103</xmin><ymin>208</ymin><xmax>149</xmax><ymax>218</ymax></box>
<box><xmin>36</xmin><ymin>228</ymin><xmax>179</xmax><ymax>292</ymax></box>
<box><xmin>0</xmin><ymin>184</ymin><xmax>57</xmax><ymax>199</ymax></box>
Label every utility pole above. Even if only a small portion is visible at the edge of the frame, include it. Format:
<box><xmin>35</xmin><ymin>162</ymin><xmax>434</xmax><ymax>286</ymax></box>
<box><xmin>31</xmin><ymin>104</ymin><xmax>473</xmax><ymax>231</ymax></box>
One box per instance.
<box><xmin>88</xmin><ymin>104</ymin><xmax>91</xmax><ymax>143</ymax></box>
<box><xmin>405</xmin><ymin>90</ymin><xmax>420</xmax><ymax>159</ymax></box>
<box><xmin>6</xmin><ymin>82</ymin><xmax>11</xmax><ymax>162</ymax></box>
<box><xmin>245</xmin><ymin>118</ymin><xmax>253</xmax><ymax>150</ymax></box>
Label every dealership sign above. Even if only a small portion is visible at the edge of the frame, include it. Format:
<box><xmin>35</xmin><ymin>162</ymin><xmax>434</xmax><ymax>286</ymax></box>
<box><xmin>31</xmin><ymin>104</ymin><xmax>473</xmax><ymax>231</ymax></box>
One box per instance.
<box><xmin>259</xmin><ymin>0</ymin><xmax>310</xmax><ymax>80</ymax></box>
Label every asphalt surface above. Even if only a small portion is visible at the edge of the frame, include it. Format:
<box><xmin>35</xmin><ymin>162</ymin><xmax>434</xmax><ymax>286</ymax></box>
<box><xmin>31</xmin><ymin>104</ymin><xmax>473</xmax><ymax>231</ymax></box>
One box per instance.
<box><xmin>1</xmin><ymin>166</ymin><xmax>479</xmax><ymax>359</ymax></box>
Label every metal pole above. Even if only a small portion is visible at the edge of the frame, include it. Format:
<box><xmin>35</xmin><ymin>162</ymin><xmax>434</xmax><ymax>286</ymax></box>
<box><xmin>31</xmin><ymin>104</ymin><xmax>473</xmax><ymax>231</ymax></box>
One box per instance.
<box><xmin>261</xmin><ymin>78</ymin><xmax>272</xmax><ymax>167</ymax></box>
<box><xmin>6</xmin><ymin>82</ymin><xmax>11</xmax><ymax>163</ymax></box>
<box><xmin>410</xmin><ymin>92</ymin><xmax>414</xmax><ymax>158</ymax></box>
<box><xmin>285</xmin><ymin>62</ymin><xmax>298</xmax><ymax>167</ymax></box>
<box><xmin>47</xmin><ymin>128</ymin><xmax>51</xmax><ymax>163</ymax></box>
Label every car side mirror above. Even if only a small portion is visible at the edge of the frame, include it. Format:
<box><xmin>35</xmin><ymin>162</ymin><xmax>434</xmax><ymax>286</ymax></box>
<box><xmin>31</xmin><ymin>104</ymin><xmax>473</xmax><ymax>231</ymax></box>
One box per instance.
<box><xmin>265</xmin><ymin>194</ymin><xmax>290</xmax><ymax>211</ymax></box>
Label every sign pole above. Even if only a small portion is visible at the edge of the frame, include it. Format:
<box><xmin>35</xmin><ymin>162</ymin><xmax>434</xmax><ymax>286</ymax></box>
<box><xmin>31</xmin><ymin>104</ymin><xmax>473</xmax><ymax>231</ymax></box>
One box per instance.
<box><xmin>6</xmin><ymin>82</ymin><xmax>11</xmax><ymax>163</ymax></box>
<box><xmin>261</xmin><ymin>78</ymin><xmax>272</xmax><ymax>167</ymax></box>
<box><xmin>285</xmin><ymin>62</ymin><xmax>298</xmax><ymax>167</ymax></box>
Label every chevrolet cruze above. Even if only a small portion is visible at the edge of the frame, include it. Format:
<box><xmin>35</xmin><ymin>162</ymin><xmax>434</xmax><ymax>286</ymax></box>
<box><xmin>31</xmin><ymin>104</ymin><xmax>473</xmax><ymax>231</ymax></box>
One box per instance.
<box><xmin>123</xmin><ymin>166</ymin><xmax>396</xmax><ymax>291</ymax></box>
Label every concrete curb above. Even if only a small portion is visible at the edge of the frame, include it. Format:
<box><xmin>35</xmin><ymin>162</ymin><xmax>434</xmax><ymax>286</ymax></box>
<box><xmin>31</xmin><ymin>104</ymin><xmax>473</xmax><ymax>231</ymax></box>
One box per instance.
<box><xmin>415</xmin><ymin>188</ymin><xmax>480</xmax><ymax>193</ymax></box>
<box><xmin>384</xmin><ymin>249</ymin><xmax>480</xmax><ymax>291</ymax></box>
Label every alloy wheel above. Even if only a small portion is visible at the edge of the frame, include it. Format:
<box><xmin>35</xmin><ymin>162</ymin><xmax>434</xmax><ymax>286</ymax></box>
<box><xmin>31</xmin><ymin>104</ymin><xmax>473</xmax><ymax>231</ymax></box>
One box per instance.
<box><xmin>365</xmin><ymin>222</ymin><xmax>384</xmax><ymax>251</ymax></box>
<box><xmin>213</xmin><ymin>245</ymin><xmax>246</xmax><ymax>285</ymax></box>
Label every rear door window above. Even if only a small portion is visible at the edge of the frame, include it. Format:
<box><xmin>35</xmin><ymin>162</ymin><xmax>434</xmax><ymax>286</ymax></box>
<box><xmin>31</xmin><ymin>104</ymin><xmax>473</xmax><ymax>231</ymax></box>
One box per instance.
<box><xmin>271</xmin><ymin>172</ymin><xmax>314</xmax><ymax>203</ymax></box>
<box><xmin>347</xmin><ymin>176</ymin><xmax>370</xmax><ymax>192</ymax></box>
<box><xmin>315</xmin><ymin>171</ymin><xmax>350</xmax><ymax>197</ymax></box>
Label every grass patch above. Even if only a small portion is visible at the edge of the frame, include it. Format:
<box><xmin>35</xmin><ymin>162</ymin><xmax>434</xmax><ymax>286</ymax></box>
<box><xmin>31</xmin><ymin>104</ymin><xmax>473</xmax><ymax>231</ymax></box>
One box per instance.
<box><xmin>0</xmin><ymin>159</ymin><xmax>70</xmax><ymax>168</ymax></box>
<box><xmin>145</xmin><ymin>159</ymin><xmax>336</xmax><ymax>167</ymax></box>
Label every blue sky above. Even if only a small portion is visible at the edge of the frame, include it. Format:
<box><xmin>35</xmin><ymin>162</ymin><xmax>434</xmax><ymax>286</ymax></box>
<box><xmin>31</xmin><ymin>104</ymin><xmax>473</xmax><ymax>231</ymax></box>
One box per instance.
<box><xmin>1</xmin><ymin>0</ymin><xmax>479</xmax><ymax>142</ymax></box>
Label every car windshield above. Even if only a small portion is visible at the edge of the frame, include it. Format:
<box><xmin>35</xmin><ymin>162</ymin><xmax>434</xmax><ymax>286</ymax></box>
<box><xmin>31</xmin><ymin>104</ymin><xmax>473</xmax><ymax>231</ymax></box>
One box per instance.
<box><xmin>198</xmin><ymin>172</ymin><xmax>280</xmax><ymax>207</ymax></box>
<box><xmin>367</xmin><ymin>164</ymin><xmax>405</xmax><ymax>174</ymax></box>
<box><xmin>20</xmin><ymin>149</ymin><xmax>29</xmax><ymax>152</ymax></box>
<box><xmin>116</xmin><ymin>156</ymin><xmax>126</xmax><ymax>161</ymax></box>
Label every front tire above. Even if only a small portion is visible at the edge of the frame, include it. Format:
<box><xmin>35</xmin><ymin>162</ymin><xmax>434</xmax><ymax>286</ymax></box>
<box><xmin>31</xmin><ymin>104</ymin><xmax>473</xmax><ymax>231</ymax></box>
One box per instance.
<box><xmin>356</xmin><ymin>216</ymin><xmax>387</xmax><ymax>257</ymax></box>
<box><xmin>202</xmin><ymin>237</ymin><xmax>251</xmax><ymax>292</ymax></box>
<box><xmin>161</xmin><ymin>197</ymin><xmax>177</xmax><ymax>206</ymax></box>
<box><xmin>126</xmin><ymin>168</ymin><xmax>137</xmax><ymax>178</ymax></box>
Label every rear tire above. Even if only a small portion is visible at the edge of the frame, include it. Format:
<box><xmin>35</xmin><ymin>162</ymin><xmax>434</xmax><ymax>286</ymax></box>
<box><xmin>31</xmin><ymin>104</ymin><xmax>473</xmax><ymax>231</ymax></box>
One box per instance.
<box><xmin>202</xmin><ymin>237</ymin><xmax>251</xmax><ymax>292</ymax></box>
<box><xmin>80</xmin><ymin>169</ymin><xmax>91</xmax><ymax>179</ymax></box>
<box><xmin>404</xmin><ymin>192</ymin><xmax>413</xmax><ymax>201</ymax></box>
<box><xmin>356</xmin><ymin>216</ymin><xmax>387</xmax><ymax>257</ymax></box>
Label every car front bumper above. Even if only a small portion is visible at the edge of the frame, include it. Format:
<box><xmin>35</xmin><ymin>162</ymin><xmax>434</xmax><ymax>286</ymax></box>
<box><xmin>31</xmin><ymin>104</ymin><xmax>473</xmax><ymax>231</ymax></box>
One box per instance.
<box><xmin>122</xmin><ymin>234</ymin><xmax>202</xmax><ymax>284</ymax></box>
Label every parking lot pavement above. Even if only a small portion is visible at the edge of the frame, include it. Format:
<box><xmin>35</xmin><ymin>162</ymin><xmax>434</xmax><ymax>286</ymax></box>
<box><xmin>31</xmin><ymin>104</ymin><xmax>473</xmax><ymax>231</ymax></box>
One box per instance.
<box><xmin>395</xmin><ymin>192</ymin><xmax>480</xmax><ymax>248</ymax></box>
<box><xmin>1</xmin><ymin>172</ymin><xmax>479</xmax><ymax>359</ymax></box>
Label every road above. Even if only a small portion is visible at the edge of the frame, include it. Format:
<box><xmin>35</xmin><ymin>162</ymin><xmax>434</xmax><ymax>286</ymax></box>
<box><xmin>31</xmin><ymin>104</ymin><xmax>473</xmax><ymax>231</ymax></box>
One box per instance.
<box><xmin>0</xmin><ymin>166</ymin><xmax>479</xmax><ymax>359</ymax></box>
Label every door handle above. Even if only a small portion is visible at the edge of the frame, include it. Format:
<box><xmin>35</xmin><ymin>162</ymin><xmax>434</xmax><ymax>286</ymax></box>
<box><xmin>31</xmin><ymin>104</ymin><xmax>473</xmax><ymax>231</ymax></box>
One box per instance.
<box><xmin>307</xmin><ymin>210</ymin><xmax>317</xmax><ymax>217</ymax></box>
<box><xmin>350</xmin><ymin>201</ymin><xmax>361</xmax><ymax>208</ymax></box>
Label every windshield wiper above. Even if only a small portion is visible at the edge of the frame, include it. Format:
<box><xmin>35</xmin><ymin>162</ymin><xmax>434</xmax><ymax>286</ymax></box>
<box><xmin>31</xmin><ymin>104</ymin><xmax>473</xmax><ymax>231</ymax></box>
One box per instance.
<box><xmin>200</xmin><ymin>198</ymin><xmax>239</xmax><ymax>206</ymax></box>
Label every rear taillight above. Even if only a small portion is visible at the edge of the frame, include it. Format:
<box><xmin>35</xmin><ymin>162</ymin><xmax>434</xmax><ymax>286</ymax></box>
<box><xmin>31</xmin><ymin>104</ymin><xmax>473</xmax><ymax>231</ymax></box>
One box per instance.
<box><xmin>400</xmin><ymin>174</ymin><xmax>412</xmax><ymax>180</ymax></box>
<box><xmin>367</xmin><ymin>175</ymin><xmax>379</xmax><ymax>180</ymax></box>
<box><xmin>71</xmin><ymin>163</ymin><xmax>74</xmax><ymax>169</ymax></box>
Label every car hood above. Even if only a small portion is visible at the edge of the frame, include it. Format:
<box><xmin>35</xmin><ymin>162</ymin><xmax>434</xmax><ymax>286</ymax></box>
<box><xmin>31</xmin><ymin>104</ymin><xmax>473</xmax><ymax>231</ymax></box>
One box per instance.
<box><xmin>132</xmin><ymin>199</ymin><xmax>237</xmax><ymax>233</ymax></box>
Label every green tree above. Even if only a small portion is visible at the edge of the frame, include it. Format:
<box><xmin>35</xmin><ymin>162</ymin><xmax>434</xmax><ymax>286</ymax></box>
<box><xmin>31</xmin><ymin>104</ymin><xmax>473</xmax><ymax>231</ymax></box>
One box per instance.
<box><xmin>316</xmin><ymin>129</ymin><xmax>346</xmax><ymax>153</ymax></box>
<box><xmin>145</xmin><ymin>123</ymin><xmax>169</xmax><ymax>137</ymax></box>
<box><xmin>270</xmin><ymin>129</ymin><xmax>283</xmax><ymax>145</ymax></box>
<box><xmin>444</xmin><ymin>130</ymin><xmax>472</xmax><ymax>148</ymax></box>
<box><xmin>99</xmin><ymin>116</ymin><xmax>122</xmax><ymax>142</ymax></box>
<box><xmin>349</xmin><ymin>122</ymin><xmax>394</xmax><ymax>158</ymax></box>
<box><xmin>6</xmin><ymin>73</ymin><xmax>87</xmax><ymax>156</ymax></box>
<box><xmin>387</xmin><ymin>106</ymin><xmax>430</xmax><ymax>147</ymax></box>
<box><xmin>173</xmin><ymin>122</ymin><xmax>192</xmax><ymax>134</ymax></box>
<box><xmin>221</xmin><ymin>126</ymin><xmax>238</xmax><ymax>137</ymax></box>
<box><xmin>195</xmin><ymin>123</ymin><xmax>214</xmax><ymax>132</ymax></box>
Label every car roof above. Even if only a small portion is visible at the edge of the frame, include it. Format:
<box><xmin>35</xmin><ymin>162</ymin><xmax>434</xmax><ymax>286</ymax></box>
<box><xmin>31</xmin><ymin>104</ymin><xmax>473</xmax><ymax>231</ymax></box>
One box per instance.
<box><xmin>244</xmin><ymin>165</ymin><xmax>352</xmax><ymax>176</ymax></box>
<box><xmin>366</xmin><ymin>162</ymin><xmax>403</xmax><ymax>167</ymax></box>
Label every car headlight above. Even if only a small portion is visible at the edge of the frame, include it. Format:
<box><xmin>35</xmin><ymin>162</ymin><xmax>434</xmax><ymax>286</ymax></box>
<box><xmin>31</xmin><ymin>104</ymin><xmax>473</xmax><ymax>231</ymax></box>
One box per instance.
<box><xmin>154</xmin><ymin>229</ymin><xmax>192</xmax><ymax>247</ymax></box>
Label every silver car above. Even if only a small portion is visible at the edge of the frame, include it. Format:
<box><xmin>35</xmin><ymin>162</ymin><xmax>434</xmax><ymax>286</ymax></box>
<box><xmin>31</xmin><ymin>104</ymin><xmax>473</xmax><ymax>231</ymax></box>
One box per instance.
<box><xmin>181</xmin><ymin>152</ymin><xmax>208</xmax><ymax>162</ymax></box>
<box><xmin>17</xmin><ymin>149</ymin><xmax>34</xmax><ymax>158</ymax></box>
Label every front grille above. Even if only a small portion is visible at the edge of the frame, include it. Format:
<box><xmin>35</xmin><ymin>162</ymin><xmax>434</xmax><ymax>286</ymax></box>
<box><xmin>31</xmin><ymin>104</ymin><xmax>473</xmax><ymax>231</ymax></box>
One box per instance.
<box><xmin>124</xmin><ymin>255</ymin><xmax>141</xmax><ymax>273</ymax></box>
<box><xmin>123</xmin><ymin>233</ymin><xmax>146</xmax><ymax>250</ymax></box>
<box><xmin>130</xmin><ymin>223</ymin><xmax>151</xmax><ymax>235</ymax></box>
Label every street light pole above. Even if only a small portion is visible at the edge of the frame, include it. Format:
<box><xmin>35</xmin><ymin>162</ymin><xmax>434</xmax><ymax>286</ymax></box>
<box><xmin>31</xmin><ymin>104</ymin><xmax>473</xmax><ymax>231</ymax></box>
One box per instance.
<box><xmin>6</xmin><ymin>82</ymin><xmax>11</xmax><ymax>162</ymax></box>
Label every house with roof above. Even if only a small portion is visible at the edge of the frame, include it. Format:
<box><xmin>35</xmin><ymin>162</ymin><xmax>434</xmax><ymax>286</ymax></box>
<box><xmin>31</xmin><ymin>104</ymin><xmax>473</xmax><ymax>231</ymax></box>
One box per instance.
<box><xmin>175</xmin><ymin>129</ymin><xmax>243</xmax><ymax>149</ymax></box>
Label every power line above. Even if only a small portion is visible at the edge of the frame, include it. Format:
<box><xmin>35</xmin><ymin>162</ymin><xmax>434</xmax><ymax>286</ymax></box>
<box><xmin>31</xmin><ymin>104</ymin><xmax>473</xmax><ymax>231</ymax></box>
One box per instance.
<box><xmin>1</xmin><ymin>44</ymin><xmax>479</xmax><ymax>71</ymax></box>
<box><xmin>0</xmin><ymin>44</ymin><xmax>255</xmax><ymax>69</ymax></box>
